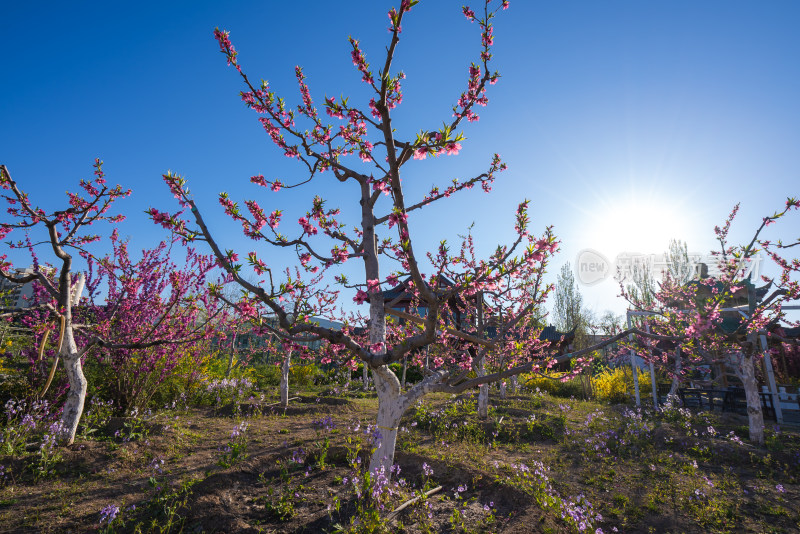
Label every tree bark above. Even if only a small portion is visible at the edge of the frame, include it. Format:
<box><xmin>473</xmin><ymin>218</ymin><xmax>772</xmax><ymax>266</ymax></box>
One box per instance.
<box><xmin>668</xmin><ymin>347</ymin><xmax>682</xmax><ymax>404</ymax></box>
<box><xmin>280</xmin><ymin>350</ymin><xmax>292</xmax><ymax>407</ymax></box>
<box><xmin>370</xmin><ymin>366</ymin><xmax>404</xmax><ymax>474</ymax></box>
<box><xmin>225</xmin><ymin>328</ymin><xmax>237</xmax><ymax>379</ymax></box>
<box><xmin>477</xmin><ymin>354</ymin><xmax>489</xmax><ymax>419</ymax></box>
<box><xmin>476</xmin><ymin>292</ymin><xmax>489</xmax><ymax>418</ymax></box>
<box><xmin>736</xmin><ymin>351</ymin><xmax>765</xmax><ymax>445</ymax></box>
<box><xmin>60</xmin><ymin>325</ymin><xmax>87</xmax><ymax>445</ymax></box>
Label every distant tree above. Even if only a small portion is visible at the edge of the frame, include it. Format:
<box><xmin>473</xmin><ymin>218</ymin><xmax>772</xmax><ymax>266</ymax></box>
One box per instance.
<box><xmin>553</xmin><ymin>262</ymin><xmax>583</xmax><ymax>332</ymax></box>
<box><xmin>553</xmin><ymin>262</ymin><xmax>592</xmax><ymax>348</ymax></box>
<box><xmin>597</xmin><ymin>310</ymin><xmax>624</xmax><ymax>336</ymax></box>
<box><xmin>666</xmin><ymin>238</ymin><xmax>694</xmax><ymax>285</ymax></box>
<box><xmin>626</xmin><ymin>261</ymin><xmax>657</xmax><ymax>311</ymax></box>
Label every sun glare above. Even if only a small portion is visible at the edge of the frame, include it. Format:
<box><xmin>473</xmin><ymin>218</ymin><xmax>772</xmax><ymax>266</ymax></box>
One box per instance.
<box><xmin>589</xmin><ymin>196</ymin><xmax>692</xmax><ymax>257</ymax></box>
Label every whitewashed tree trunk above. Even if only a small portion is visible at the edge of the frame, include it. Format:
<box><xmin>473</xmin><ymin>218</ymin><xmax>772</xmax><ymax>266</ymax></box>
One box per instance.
<box><xmin>477</xmin><ymin>355</ymin><xmax>489</xmax><ymax>419</ymax></box>
<box><xmin>668</xmin><ymin>348</ymin><xmax>682</xmax><ymax>401</ymax></box>
<box><xmin>60</xmin><ymin>326</ymin><xmax>87</xmax><ymax>445</ymax></box>
<box><xmin>370</xmin><ymin>366</ymin><xmax>404</xmax><ymax>474</ymax></box>
<box><xmin>362</xmin><ymin>363</ymin><xmax>370</xmax><ymax>390</ymax></box>
<box><xmin>401</xmin><ymin>355</ymin><xmax>408</xmax><ymax>389</ymax></box>
<box><xmin>475</xmin><ymin>293</ymin><xmax>489</xmax><ymax>418</ymax></box>
<box><xmin>509</xmin><ymin>375</ymin><xmax>518</xmax><ymax>394</ymax></box>
<box><xmin>499</xmin><ymin>380</ymin><xmax>507</xmax><ymax>399</ymax></box>
<box><xmin>280</xmin><ymin>350</ymin><xmax>292</xmax><ymax>407</ymax></box>
<box><xmin>225</xmin><ymin>329</ymin><xmax>237</xmax><ymax>378</ymax></box>
<box><xmin>735</xmin><ymin>351</ymin><xmax>765</xmax><ymax>445</ymax></box>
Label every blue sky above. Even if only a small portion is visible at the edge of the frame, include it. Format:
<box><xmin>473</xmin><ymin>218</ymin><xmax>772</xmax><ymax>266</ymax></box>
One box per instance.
<box><xmin>2</xmin><ymin>0</ymin><xmax>799</xmax><ymax>319</ymax></box>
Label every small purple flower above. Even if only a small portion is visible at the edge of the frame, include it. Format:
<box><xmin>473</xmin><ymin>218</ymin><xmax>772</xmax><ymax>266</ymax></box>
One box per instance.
<box><xmin>99</xmin><ymin>504</ymin><xmax>119</xmax><ymax>525</ymax></box>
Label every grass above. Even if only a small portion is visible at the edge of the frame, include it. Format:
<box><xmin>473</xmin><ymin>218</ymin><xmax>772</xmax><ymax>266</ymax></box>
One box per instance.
<box><xmin>0</xmin><ymin>385</ymin><xmax>798</xmax><ymax>532</ymax></box>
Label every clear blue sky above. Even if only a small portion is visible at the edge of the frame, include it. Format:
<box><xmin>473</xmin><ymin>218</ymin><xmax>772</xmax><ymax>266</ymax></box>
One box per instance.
<box><xmin>2</xmin><ymin>1</ymin><xmax>799</xmax><ymax>319</ymax></box>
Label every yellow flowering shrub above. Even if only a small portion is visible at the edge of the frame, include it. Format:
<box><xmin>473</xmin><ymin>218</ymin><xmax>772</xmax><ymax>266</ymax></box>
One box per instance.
<box><xmin>592</xmin><ymin>367</ymin><xmax>651</xmax><ymax>404</ymax></box>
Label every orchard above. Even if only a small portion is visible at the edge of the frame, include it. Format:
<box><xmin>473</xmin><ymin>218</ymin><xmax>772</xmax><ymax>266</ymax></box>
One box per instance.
<box><xmin>1</xmin><ymin>1</ymin><xmax>799</xmax><ymax>532</ymax></box>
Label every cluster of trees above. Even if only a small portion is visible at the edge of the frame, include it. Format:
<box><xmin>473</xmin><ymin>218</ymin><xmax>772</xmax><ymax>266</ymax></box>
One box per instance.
<box><xmin>2</xmin><ymin>0</ymin><xmax>798</xmax><ymax>477</ymax></box>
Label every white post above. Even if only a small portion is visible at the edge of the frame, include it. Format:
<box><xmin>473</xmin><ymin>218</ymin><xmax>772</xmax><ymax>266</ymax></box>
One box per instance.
<box><xmin>627</xmin><ymin>312</ymin><xmax>641</xmax><ymax>407</ymax></box>
<box><xmin>759</xmin><ymin>333</ymin><xmax>783</xmax><ymax>424</ymax></box>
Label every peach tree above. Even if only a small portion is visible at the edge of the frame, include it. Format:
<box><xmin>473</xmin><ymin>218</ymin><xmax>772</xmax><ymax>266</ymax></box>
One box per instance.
<box><xmin>151</xmin><ymin>0</ymin><xmax>637</xmax><ymax>474</ymax></box>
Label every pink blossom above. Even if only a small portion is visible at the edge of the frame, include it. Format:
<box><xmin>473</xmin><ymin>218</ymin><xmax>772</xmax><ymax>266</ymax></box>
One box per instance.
<box><xmin>413</xmin><ymin>147</ymin><xmax>429</xmax><ymax>160</ymax></box>
<box><xmin>444</xmin><ymin>143</ymin><xmax>462</xmax><ymax>156</ymax></box>
<box><xmin>298</xmin><ymin>217</ymin><xmax>318</xmax><ymax>235</ymax></box>
<box><xmin>388</xmin><ymin>211</ymin><xmax>408</xmax><ymax>229</ymax></box>
<box><xmin>353</xmin><ymin>289</ymin><xmax>369</xmax><ymax>304</ymax></box>
<box><xmin>268</xmin><ymin>210</ymin><xmax>281</xmax><ymax>229</ymax></box>
<box><xmin>250</xmin><ymin>175</ymin><xmax>267</xmax><ymax>187</ymax></box>
<box><xmin>372</xmin><ymin>178</ymin><xmax>391</xmax><ymax>196</ymax></box>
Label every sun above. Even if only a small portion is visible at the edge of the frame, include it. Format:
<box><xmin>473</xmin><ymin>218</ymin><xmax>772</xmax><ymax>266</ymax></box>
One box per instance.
<box><xmin>588</xmin><ymin>193</ymin><xmax>693</xmax><ymax>257</ymax></box>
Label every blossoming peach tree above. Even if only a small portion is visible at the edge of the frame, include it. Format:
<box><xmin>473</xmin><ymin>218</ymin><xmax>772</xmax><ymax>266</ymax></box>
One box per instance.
<box><xmin>0</xmin><ymin>160</ymin><xmax>130</xmax><ymax>444</ymax></box>
<box><xmin>0</xmin><ymin>161</ymin><xmax>226</xmax><ymax>444</ymax></box>
<box><xmin>151</xmin><ymin>0</ymin><xmax>638</xmax><ymax>475</ymax></box>
<box><xmin>622</xmin><ymin>200</ymin><xmax>800</xmax><ymax>445</ymax></box>
<box><xmin>83</xmin><ymin>230</ymin><xmax>227</xmax><ymax>411</ymax></box>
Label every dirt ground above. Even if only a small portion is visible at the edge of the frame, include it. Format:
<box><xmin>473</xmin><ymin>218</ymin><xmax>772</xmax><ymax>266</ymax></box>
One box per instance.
<box><xmin>0</xmin><ymin>392</ymin><xmax>798</xmax><ymax>533</ymax></box>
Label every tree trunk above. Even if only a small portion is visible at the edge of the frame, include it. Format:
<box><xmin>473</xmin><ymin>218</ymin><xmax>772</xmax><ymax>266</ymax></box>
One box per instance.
<box><xmin>362</xmin><ymin>363</ymin><xmax>370</xmax><ymax>390</ymax></box>
<box><xmin>734</xmin><ymin>351</ymin><xmax>765</xmax><ymax>445</ymax></box>
<box><xmin>401</xmin><ymin>355</ymin><xmax>407</xmax><ymax>389</ymax></box>
<box><xmin>370</xmin><ymin>366</ymin><xmax>404</xmax><ymax>474</ymax></box>
<box><xmin>60</xmin><ymin>326</ymin><xmax>87</xmax><ymax>445</ymax></box>
<box><xmin>225</xmin><ymin>329</ymin><xmax>237</xmax><ymax>378</ymax></box>
<box><xmin>474</xmin><ymin>292</ymin><xmax>489</xmax><ymax>418</ymax></box>
<box><xmin>741</xmin><ymin>284</ymin><xmax>766</xmax><ymax>444</ymax></box>
<box><xmin>499</xmin><ymin>380</ymin><xmax>507</xmax><ymax>399</ymax></box>
<box><xmin>477</xmin><ymin>355</ymin><xmax>489</xmax><ymax>419</ymax></box>
<box><xmin>280</xmin><ymin>350</ymin><xmax>292</xmax><ymax>407</ymax></box>
<box><xmin>509</xmin><ymin>375</ymin><xmax>518</xmax><ymax>395</ymax></box>
<box><xmin>668</xmin><ymin>348</ymin><xmax>682</xmax><ymax>401</ymax></box>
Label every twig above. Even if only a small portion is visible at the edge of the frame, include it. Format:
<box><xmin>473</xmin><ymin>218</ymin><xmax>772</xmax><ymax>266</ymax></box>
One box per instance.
<box><xmin>264</xmin><ymin>396</ymin><xmax>300</xmax><ymax>407</ymax></box>
<box><xmin>387</xmin><ymin>485</ymin><xmax>443</xmax><ymax>522</ymax></box>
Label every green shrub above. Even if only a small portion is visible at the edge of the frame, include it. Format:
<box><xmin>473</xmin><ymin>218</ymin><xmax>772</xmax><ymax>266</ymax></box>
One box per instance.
<box><xmin>250</xmin><ymin>363</ymin><xmax>282</xmax><ymax>388</ymax></box>
<box><xmin>148</xmin><ymin>348</ymin><xmax>224</xmax><ymax>410</ymax></box>
<box><xmin>525</xmin><ymin>371</ymin><xmax>585</xmax><ymax>398</ymax></box>
<box><xmin>290</xmin><ymin>363</ymin><xmax>320</xmax><ymax>386</ymax></box>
